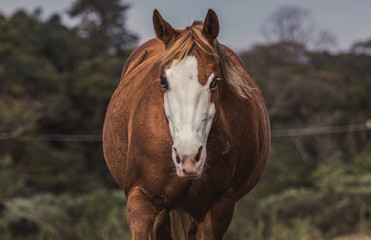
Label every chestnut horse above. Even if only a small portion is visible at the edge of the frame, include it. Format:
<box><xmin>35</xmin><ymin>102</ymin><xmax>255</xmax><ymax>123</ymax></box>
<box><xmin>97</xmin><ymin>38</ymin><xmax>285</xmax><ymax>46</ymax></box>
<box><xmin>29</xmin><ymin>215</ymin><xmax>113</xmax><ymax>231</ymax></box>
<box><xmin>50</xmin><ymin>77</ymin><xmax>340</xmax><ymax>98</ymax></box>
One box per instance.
<box><xmin>103</xmin><ymin>9</ymin><xmax>270</xmax><ymax>240</ymax></box>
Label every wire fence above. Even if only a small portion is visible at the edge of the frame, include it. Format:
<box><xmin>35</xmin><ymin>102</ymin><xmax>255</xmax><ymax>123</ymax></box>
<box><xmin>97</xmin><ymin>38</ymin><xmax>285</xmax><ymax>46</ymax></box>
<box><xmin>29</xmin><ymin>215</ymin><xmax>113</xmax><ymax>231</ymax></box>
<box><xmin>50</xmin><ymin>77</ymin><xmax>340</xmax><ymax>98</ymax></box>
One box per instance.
<box><xmin>271</xmin><ymin>123</ymin><xmax>370</xmax><ymax>137</ymax></box>
<box><xmin>1</xmin><ymin>123</ymin><xmax>370</xmax><ymax>142</ymax></box>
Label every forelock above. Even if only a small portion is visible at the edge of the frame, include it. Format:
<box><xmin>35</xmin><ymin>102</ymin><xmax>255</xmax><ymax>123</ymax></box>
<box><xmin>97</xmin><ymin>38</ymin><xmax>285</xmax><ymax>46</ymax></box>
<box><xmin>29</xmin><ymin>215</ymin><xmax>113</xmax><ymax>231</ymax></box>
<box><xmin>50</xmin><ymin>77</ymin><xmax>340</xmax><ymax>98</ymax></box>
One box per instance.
<box><xmin>160</xmin><ymin>23</ymin><xmax>218</xmax><ymax>66</ymax></box>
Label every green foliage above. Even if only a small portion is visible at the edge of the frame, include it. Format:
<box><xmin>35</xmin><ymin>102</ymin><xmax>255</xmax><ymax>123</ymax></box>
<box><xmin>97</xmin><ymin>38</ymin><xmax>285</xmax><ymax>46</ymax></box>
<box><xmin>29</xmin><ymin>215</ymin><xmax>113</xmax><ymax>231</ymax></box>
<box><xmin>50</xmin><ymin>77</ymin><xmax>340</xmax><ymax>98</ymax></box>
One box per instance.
<box><xmin>74</xmin><ymin>191</ymin><xmax>131</xmax><ymax>240</ymax></box>
<box><xmin>226</xmin><ymin>145</ymin><xmax>371</xmax><ymax>239</ymax></box>
<box><xmin>0</xmin><ymin>4</ymin><xmax>135</xmax><ymax>238</ymax></box>
<box><xmin>0</xmin><ymin>191</ymin><xmax>130</xmax><ymax>240</ymax></box>
<box><xmin>68</xmin><ymin>0</ymin><xmax>138</xmax><ymax>56</ymax></box>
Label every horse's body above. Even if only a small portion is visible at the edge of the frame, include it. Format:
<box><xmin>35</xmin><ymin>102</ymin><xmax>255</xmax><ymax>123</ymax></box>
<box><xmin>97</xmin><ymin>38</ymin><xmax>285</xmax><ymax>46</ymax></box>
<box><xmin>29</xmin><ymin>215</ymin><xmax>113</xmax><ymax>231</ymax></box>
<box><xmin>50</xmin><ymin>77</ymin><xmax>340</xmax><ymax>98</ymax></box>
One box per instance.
<box><xmin>103</xmin><ymin>9</ymin><xmax>270</xmax><ymax>240</ymax></box>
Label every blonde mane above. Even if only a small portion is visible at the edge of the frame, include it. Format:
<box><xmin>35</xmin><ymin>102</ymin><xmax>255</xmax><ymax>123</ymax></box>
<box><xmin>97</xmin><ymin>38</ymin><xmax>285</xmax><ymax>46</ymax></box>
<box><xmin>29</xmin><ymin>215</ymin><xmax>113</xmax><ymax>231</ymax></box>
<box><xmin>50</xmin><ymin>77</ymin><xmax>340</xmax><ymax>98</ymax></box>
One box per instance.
<box><xmin>161</xmin><ymin>21</ymin><xmax>253</xmax><ymax>99</ymax></box>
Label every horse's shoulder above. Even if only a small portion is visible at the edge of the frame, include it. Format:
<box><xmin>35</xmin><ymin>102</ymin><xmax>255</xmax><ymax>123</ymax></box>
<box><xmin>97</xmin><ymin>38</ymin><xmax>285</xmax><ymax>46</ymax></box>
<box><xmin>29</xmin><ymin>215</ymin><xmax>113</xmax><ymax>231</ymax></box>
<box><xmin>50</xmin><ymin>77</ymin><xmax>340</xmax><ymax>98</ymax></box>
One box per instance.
<box><xmin>121</xmin><ymin>38</ymin><xmax>164</xmax><ymax>80</ymax></box>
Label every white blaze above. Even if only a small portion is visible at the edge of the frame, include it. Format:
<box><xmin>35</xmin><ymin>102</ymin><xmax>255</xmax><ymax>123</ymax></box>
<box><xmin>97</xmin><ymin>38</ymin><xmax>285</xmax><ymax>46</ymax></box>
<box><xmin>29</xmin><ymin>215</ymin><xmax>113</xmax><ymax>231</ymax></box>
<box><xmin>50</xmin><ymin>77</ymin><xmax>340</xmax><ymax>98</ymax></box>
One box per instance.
<box><xmin>164</xmin><ymin>56</ymin><xmax>216</xmax><ymax>170</ymax></box>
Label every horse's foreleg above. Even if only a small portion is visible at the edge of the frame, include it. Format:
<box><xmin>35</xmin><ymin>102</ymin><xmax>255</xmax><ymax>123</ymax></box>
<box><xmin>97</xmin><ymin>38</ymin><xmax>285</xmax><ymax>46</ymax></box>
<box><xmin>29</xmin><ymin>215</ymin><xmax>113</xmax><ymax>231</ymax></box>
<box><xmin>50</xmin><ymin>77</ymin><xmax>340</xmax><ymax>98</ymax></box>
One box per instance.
<box><xmin>196</xmin><ymin>190</ymin><xmax>236</xmax><ymax>240</ymax></box>
<box><xmin>126</xmin><ymin>187</ymin><xmax>167</xmax><ymax>240</ymax></box>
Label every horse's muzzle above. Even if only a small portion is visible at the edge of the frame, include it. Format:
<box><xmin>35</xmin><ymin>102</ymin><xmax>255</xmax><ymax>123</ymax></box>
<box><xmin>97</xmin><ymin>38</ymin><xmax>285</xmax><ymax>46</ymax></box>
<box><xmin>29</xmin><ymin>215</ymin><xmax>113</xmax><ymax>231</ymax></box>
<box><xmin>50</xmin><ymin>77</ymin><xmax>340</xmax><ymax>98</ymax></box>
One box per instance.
<box><xmin>172</xmin><ymin>145</ymin><xmax>204</xmax><ymax>178</ymax></box>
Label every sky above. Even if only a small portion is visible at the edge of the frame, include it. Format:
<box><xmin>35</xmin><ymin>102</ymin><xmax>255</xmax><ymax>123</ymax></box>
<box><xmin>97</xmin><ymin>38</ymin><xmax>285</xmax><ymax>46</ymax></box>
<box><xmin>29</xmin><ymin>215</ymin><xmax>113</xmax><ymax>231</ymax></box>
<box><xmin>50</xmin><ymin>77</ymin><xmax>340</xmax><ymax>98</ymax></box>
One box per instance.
<box><xmin>1</xmin><ymin>0</ymin><xmax>371</xmax><ymax>52</ymax></box>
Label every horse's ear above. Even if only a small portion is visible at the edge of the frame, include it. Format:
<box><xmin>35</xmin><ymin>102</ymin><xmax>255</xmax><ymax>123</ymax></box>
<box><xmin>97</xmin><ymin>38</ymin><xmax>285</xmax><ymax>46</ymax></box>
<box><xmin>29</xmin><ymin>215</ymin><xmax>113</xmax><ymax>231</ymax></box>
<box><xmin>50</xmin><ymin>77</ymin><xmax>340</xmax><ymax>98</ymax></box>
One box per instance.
<box><xmin>202</xmin><ymin>9</ymin><xmax>219</xmax><ymax>43</ymax></box>
<box><xmin>153</xmin><ymin>9</ymin><xmax>175</xmax><ymax>45</ymax></box>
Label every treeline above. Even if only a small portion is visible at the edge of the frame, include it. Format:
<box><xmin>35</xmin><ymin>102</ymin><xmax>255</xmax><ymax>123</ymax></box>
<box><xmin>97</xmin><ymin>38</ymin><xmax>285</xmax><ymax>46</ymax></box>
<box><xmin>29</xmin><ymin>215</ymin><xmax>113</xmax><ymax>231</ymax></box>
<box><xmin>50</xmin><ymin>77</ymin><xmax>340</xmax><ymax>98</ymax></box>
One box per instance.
<box><xmin>225</xmin><ymin>41</ymin><xmax>371</xmax><ymax>239</ymax></box>
<box><xmin>0</xmin><ymin>1</ymin><xmax>370</xmax><ymax>239</ymax></box>
<box><xmin>0</xmin><ymin>1</ymin><xmax>136</xmax><ymax>239</ymax></box>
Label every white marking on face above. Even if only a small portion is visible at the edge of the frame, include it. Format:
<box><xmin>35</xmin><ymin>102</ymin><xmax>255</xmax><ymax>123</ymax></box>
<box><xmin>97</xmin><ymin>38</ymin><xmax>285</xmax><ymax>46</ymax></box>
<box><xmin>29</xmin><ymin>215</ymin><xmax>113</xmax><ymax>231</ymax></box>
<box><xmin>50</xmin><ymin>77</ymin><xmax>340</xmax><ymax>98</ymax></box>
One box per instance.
<box><xmin>163</xmin><ymin>56</ymin><xmax>216</xmax><ymax>177</ymax></box>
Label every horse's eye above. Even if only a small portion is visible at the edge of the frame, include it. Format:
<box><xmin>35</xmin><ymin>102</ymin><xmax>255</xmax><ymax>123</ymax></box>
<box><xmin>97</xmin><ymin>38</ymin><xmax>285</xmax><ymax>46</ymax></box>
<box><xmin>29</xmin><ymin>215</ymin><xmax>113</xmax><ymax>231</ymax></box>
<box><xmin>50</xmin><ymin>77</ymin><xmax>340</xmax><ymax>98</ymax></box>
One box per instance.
<box><xmin>210</xmin><ymin>76</ymin><xmax>219</xmax><ymax>90</ymax></box>
<box><xmin>160</xmin><ymin>75</ymin><xmax>168</xmax><ymax>90</ymax></box>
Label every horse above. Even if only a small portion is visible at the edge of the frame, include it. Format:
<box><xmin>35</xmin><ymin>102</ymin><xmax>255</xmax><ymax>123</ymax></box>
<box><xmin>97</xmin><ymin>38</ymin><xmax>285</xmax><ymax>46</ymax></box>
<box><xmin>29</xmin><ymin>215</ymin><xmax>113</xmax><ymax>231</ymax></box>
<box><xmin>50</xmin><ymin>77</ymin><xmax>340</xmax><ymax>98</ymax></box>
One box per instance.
<box><xmin>103</xmin><ymin>9</ymin><xmax>270</xmax><ymax>240</ymax></box>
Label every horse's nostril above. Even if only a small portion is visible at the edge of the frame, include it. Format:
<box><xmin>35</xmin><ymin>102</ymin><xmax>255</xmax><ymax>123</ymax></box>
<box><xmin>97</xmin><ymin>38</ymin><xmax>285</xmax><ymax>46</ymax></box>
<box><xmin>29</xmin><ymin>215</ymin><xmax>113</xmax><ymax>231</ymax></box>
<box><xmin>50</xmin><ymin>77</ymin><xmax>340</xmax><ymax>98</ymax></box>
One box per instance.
<box><xmin>182</xmin><ymin>169</ymin><xmax>188</xmax><ymax>174</ymax></box>
<box><xmin>173</xmin><ymin>147</ymin><xmax>181</xmax><ymax>164</ymax></box>
<box><xmin>176</xmin><ymin>154</ymin><xmax>181</xmax><ymax>164</ymax></box>
<box><xmin>195</xmin><ymin>146</ymin><xmax>203</xmax><ymax>162</ymax></box>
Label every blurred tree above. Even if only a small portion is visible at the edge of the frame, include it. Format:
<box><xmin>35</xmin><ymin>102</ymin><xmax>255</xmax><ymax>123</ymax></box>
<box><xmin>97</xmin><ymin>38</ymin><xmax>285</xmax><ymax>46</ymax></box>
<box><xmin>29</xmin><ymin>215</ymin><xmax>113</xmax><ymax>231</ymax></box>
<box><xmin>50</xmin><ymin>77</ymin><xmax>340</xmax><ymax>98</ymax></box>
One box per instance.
<box><xmin>0</xmin><ymin>3</ymin><xmax>136</xmax><ymax>238</ymax></box>
<box><xmin>68</xmin><ymin>0</ymin><xmax>138</xmax><ymax>57</ymax></box>
<box><xmin>261</xmin><ymin>5</ymin><xmax>314</xmax><ymax>45</ymax></box>
<box><xmin>0</xmin><ymin>7</ymin><xmax>124</xmax><ymax>197</ymax></box>
<box><xmin>240</xmin><ymin>37</ymin><xmax>370</xmax><ymax>196</ymax></box>
<box><xmin>261</xmin><ymin>5</ymin><xmax>337</xmax><ymax>51</ymax></box>
<box><xmin>314</xmin><ymin>30</ymin><xmax>337</xmax><ymax>52</ymax></box>
<box><xmin>351</xmin><ymin>39</ymin><xmax>371</xmax><ymax>55</ymax></box>
<box><xmin>38</xmin><ymin>14</ymin><xmax>87</xmax><ymax>72</ymax></box>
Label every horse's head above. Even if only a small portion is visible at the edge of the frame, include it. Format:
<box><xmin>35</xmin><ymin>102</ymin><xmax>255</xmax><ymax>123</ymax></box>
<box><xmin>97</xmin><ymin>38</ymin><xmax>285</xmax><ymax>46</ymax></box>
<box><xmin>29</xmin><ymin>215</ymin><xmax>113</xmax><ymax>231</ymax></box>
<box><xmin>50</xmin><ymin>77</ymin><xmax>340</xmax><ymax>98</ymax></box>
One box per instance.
<box><xmin>153</xmin><ymin>9</ymin><xmax>221</xmax><ymax>178</ymax></box>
